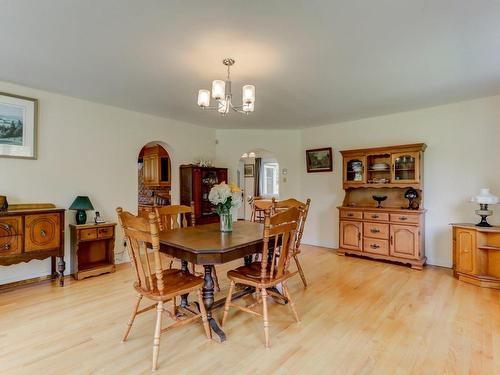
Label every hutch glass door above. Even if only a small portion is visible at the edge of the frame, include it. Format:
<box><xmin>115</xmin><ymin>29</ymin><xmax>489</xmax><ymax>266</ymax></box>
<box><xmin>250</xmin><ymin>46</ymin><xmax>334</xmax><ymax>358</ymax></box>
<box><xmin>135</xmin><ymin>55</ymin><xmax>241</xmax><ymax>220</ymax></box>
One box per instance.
<box><xmin>344</xmin><ymin>156</ymin><xmax>366</xmax><ymax>184</ymax></box>
<box><xmin>391</xmin><ymin>152</ymin><xmax>420</xmax><ymax>183</ymax></box>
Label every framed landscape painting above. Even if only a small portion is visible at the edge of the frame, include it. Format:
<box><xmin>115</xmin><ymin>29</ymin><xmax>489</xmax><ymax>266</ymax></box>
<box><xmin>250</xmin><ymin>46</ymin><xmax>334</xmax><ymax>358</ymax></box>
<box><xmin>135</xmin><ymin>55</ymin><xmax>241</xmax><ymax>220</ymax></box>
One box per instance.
<box><xmin>0</xmin><ymin>92</ymin><xmax>38</xmax><ymax>159</ymax></box>
<box><xmin>306</xmin><ymin>147</ymin><xmax>333</xmax><ymax>173</ymax></box>
<box><xmin>244</xmin><ymin>164</ymin><xmax>254</xmax><ymax>177</ymax></box>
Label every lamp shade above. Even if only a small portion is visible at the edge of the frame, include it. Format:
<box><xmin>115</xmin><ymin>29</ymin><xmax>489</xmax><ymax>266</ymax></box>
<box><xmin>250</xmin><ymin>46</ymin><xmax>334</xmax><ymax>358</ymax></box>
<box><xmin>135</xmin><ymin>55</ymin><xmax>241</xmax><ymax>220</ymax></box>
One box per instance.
<box><xmin>242</xmin><ymin>85</ymin><xmax>255</xmax><ymax>104</ymax></box>
<box><xmin>197</xmin><ymin>89</ymin><xmax>210</xmax><ymax>107</ymax></box>
<box><xmin>69</xmin><ymin>196</ymin><xmax>94</xmax><ymax>211</ymax></box>
<box><xmin>211</xmin><ymin>80</ymin><xmax>225</xmax><ymax>100</ymax></box>
<box><xmin>471</xmin><ymin>188</ymin><xmax>499</xmax><ymax>205</ymax></box>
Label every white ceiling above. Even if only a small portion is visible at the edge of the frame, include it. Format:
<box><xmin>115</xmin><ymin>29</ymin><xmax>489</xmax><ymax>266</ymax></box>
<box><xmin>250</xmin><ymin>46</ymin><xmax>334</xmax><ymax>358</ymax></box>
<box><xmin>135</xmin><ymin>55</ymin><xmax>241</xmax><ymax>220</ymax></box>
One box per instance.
<box><xmin>1</xmin><ymin>1</ymin><xmax>500</xmax><ymax>129</ymax></box>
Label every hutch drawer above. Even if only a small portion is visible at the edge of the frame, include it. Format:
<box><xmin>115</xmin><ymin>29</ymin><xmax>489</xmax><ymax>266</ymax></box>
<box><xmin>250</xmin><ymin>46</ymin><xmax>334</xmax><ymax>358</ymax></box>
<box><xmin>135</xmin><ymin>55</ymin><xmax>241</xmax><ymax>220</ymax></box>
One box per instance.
<box><xmin>0</xmin><ymin>216</ymin><xmax>23</xmax><ymax>237</ymax></box>
<box><xmin>390</xmin><ymin>213</ymin><xmax>419</xmax><ymax>224</ymax></box>
<box><xmin>0</xmin><ymin>235</ymin><xmax>22</xmax><ymax>256</ymax></box>
<box><xmin>363</xmin><ymin>212</ymin><xmax>389</xmax><ymax>221</ymax></box>
<box><xmin>340</xmin><ymin>210</ymin><xmax>363</xmax><ymax>220</ymax></box>
<box><xmin>363</xmin><ymin>222</ymin><xmax>389</xmax><ymax>239</ymax></box>
<box><xmin>363</xmin><ymin>238</ymin><xmax>389</xmax><ymax>255</ymax></box>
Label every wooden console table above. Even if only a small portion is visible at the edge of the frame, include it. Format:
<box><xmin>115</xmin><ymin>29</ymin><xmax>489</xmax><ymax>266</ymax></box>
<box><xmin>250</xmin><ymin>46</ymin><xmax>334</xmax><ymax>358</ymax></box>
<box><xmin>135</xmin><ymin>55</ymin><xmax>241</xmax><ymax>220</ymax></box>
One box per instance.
<box><xmin>451</xmin><ymin>223</ymin><xmax>500</xmax><ymax>289</ymax></box>
<box><xmin>70</xmin><ymin>223</ymin><xmax>116</xmax><ymax>280</ymax></box>
<box><xmin>0</xmin><ymin>205</ymin><xmax>65</xmax><ymax>287</ymax></box>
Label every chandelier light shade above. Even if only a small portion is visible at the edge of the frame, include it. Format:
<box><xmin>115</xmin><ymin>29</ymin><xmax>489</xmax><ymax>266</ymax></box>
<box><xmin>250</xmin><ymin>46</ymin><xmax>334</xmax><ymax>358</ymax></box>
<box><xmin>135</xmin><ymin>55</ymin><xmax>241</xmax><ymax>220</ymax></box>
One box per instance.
<box><xmin>197</xmin><ymin>58</ymin><xmax>256</xmax><ymax>115</ymax></box>
<box><xmin>197</xmin><ymin>89</ymin><xmax>210</xmax><ymax>107</ymax></box>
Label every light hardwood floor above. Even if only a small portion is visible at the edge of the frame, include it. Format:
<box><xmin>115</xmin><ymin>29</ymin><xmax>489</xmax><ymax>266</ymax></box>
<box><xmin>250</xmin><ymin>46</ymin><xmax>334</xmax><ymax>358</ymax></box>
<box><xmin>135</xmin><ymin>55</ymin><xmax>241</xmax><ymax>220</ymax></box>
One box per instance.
<box><xmin>0</xmin><ymin>246</ymin><xmax>498</xmax><ymax>375</ymax></box>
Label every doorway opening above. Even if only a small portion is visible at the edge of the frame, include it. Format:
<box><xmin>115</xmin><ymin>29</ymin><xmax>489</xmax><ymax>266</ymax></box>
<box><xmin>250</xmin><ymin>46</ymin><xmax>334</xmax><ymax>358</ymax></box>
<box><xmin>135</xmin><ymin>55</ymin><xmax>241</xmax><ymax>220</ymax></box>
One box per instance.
<box><xmin>237</xmin><ymin>149</ymin><xmax>279</xmax><ymax>220</ymax></box>
<box><xmin>137</xmin><ymin>142</ymin><xmax>171</xmax><ymax>217</ymax></box>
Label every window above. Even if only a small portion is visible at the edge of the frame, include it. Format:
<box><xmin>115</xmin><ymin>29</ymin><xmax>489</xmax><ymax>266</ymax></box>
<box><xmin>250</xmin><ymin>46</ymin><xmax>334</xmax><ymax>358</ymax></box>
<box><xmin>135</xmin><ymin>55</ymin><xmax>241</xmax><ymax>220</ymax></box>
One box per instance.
<box><xmin>262</xmin><ymin>162</ymin><xmax>279</xmax><ymax>197</ymax></box>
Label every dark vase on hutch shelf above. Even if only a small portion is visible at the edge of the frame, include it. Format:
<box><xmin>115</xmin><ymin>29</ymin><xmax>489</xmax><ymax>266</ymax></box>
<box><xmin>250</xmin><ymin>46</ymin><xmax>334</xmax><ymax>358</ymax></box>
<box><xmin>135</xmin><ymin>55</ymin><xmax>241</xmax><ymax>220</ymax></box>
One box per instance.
<box><xmin>180</xmin><ymin>164</ymin><xmax>228</xmax><ymax>225</ymax></box>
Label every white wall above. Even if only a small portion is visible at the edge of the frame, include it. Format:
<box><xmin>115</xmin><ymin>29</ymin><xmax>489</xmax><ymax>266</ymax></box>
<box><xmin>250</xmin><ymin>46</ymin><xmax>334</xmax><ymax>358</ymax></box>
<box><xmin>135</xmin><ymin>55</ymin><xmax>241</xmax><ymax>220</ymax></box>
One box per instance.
<box><xmin>0</xmin><ymin>81</ymin><xmax>215</xmax><ymax>284</ymax></box>
<box><xmin>300</xmin><ymin>95</ymin><xmax>500</xmax><ymax>267</ymax></box>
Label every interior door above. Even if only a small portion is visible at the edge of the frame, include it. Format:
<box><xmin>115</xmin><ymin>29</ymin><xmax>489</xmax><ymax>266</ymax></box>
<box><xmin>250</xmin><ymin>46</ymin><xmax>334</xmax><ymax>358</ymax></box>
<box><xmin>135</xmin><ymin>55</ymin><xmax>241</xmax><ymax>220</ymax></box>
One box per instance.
<box><xmin>340</xmin><ymin>220</ymin><xmax>362</xmax><ymax>251</ymax></box>
<box><xmin>390</xmin><ymin>224</ymin><xmax>419</xmax><ymax>259</ymax></box>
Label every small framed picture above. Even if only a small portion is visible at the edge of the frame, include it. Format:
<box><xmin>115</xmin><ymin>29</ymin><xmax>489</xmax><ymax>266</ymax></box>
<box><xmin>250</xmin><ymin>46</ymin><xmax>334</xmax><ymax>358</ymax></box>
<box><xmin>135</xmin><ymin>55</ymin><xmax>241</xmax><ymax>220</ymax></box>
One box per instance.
<box><xmin>306</xmin><ymin>147</ymin><xmax>333</xmax><ymax>173</ymax></box>
<box><xmin>244</xmin><ymin>164</ymin><xmax>255</xmax><ymax>177</ymax></box>
<box><xmin>0</xmin><ymin>92</ymin><xmax>38</xmax><ymax>159</ymax></box>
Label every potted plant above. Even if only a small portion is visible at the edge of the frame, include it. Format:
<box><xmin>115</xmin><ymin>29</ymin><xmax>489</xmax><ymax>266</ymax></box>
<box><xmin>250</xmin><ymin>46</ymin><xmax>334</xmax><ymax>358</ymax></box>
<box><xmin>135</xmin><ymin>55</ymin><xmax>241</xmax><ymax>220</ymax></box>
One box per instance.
<box><xmin>208</xmin><ymin>182</ymin><xmax>242</xmax><ymax>232</ymax></box>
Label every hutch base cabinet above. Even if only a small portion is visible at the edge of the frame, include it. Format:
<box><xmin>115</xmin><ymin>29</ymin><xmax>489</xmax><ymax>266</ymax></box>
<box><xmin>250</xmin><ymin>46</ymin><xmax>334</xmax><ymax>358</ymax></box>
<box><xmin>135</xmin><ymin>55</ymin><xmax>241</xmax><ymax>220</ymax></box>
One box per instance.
<box><xmin>338</xmin><ymin>207</ymin><xmax>426</xmax><ymax>269</ymax></box>
<box><xmin>0</xmin><ymin>206</ymin><xmax>65</xmax><ymax>286</ymax></box>
<box><xmin>338</xmin><ymin>143</ymin><xmax>427</xmax><ymax>269</ymax></box>
<box><xmin>451</xmin><ymin>224</ymin><xmax>500</xmax><ymax>289</ymax></box>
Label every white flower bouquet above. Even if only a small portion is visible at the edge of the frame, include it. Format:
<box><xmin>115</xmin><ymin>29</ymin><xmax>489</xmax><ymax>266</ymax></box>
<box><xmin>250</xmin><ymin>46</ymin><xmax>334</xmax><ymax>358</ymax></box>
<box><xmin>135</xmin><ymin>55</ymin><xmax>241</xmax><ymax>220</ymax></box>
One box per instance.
<box><xmin>209</xmin><ymin>182</ymin><xmax>242</xmax><ymax>232</ymax></box>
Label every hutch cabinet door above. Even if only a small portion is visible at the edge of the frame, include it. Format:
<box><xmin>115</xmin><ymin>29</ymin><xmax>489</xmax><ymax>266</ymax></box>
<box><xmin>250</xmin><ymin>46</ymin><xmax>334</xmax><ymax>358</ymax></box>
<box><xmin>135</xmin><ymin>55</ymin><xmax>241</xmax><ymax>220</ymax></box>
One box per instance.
<box><xmin>340</xmin><ymin>220</ymin><xmax>363</xmax><ymax>251</ymax></box>
<box><xmin>143</xmin><ymin>155</ymin><xmax>158</xmax><ymax>185</ymax></box>
<box><xmin>391</xmin><ymin>152</ymin><xmax>420</xmax><ymax>184</ymax></box>
<box><xmin>454</xmin><ymin>228</ymin><xmax>475</xmax><ymax>274</ymax></box>
<box><xmin>389</xmin><ymin>224</ymin><xmax>419</xmax><ymax>259</ymax></box>
<box><xmin>343</xmin><ymin>155</ymin><xmax>367</xmax><ymax>185</ymax></box>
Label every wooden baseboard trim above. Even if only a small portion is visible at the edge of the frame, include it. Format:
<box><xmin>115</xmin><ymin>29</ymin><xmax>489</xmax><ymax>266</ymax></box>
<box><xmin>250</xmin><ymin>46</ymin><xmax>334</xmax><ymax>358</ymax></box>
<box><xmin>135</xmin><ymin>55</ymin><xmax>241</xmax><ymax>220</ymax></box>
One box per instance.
<box><xmin>0</xmin><ymin>274</ymin><xmax>67</xmax><ymax>292</ymax></box>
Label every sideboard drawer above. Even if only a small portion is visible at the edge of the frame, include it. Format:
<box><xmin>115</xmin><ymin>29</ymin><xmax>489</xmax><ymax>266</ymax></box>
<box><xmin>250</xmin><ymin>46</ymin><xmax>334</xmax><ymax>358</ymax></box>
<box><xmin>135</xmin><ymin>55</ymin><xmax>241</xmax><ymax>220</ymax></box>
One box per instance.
<box><xmin>0</xmin><ymin>217</ymin><xmax>23</xmax><ymax>237</ymax></box>
<box><xmin>79</xmin><ymin>228</ymin><xmax>97</xmax><ymax>241</ymax></box>
<box><xmin>98</xmin><ymin>226</ymin><xmax>114</xmax><ymax>239</ymax></box>
<box><xmin>363</xmin><ymin>238</ymin><xmax>389</xmax><ymax>255</ymax></box>
<box><xmin>363</xmin><ymin>212</ymin><xmax>389</xmax><ymax>221</ymax></box>
<box><xmin>340</xmin><ymin>210</ymin><xmax>363</xmax><ymax>219</ymax></box>
<box><xmin>25</xmin><ymin>213</ymin><xmax>61</xmax><ymax>252</ymax></box>
<box><xmin>390</xmin><ymin>213</ymin><xmax>419</xmax><ymax>224</ymax></box>
<box><xmin>0</xmin><ymin>235</ymin><xmax>22</xmax><ymax>256</ymax></box>
<box><xmin>363</xmin><ymin>222</ymin><xmax>389</xmax><ymax>239</ymax></box>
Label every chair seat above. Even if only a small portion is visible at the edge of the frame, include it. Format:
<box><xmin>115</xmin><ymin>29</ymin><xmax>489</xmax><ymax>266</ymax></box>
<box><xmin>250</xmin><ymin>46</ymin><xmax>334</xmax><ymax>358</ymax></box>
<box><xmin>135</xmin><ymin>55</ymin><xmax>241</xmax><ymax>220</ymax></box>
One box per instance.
<box><xmin>227</xmin><ymin>261</ymin><xmax>296</xmax><ymax>288</ymax></box>
<box><xmin>134</xmin><ymin>269</ymin><xmax>204</xmax><ymax>301</ymax></box>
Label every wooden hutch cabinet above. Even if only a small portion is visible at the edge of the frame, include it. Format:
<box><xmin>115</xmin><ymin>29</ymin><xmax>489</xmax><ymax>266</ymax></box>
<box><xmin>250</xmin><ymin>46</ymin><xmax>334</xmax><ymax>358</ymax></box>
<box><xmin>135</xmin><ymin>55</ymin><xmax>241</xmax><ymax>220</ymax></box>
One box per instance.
<box><xmin>451</xmin><ymin>224</ymin><xmax>500</xmax><ymax>289</ymax></box>
<box><xmin>180</xmin><ymin>165</ymin><xmax>228</xmax><ymax>225</ymax></box>
<box><xmin>0</xmin><ymin>206</ymin><xmax>65</xmax><ymax>286</ymax></box>
<box><xmin>142</xmin><ymin>145</ymin><xmax>171</xmax><ymax>187</ymax></box>
<box><xmin>338</xmin><ymin>144</ymin><xmax>427</xmax><ymax>269</ymax></box>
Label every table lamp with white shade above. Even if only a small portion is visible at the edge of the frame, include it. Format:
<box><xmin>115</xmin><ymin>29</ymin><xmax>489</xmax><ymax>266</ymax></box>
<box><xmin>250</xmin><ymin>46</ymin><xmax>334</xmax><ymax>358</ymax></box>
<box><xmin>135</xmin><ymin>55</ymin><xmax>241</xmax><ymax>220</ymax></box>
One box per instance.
<box><xmin>470</xmin><ymin>188</ymin><xmax>498</xmax><ymax>227</ymax></box>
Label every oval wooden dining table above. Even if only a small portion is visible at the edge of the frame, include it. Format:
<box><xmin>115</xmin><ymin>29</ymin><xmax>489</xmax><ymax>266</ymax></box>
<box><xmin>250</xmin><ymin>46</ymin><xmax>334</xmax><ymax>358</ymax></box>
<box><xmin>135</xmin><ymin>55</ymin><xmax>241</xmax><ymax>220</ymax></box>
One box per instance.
<box><xmin>159</xmin><ymin>220</ymin><xmax>265</xmax><ymax>342</ymax></box>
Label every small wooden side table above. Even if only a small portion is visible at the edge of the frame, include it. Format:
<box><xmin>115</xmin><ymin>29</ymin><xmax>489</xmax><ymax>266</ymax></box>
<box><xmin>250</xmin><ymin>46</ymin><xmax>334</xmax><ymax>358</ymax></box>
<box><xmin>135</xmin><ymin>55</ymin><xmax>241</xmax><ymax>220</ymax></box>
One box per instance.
<box><xmin>70</xmin><ymin>222</ymin><xmax>117</xmax><ymax>280</ymax></box>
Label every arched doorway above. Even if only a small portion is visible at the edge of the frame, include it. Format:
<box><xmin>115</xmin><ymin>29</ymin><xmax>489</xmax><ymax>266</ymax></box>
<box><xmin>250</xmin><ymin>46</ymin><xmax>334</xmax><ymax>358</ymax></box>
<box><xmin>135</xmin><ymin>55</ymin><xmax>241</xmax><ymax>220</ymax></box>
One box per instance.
<box><xmin>237</xmin><ymin>149</ymin><xmax>279</xmax><ymax>220</ymax></box>
<box><xmin>137</xmin><ymin>142</ymin><xmax>171</xmax><ymax>217</ymax></box>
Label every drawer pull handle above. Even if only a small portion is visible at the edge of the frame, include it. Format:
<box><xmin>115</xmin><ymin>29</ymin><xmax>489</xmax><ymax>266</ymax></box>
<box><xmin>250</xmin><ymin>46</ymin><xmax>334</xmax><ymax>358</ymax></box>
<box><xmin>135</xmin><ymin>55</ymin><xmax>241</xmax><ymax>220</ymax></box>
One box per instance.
<box><xmin>371</xmin><ymin>215</ymin><xmax>379</xmax><ymax>219</ymax></box>
<box><xmin>2</xmin><ymin>243</ymin><xmax>10</xmax><ymax>250</ymax></box>
<box><xmin>347</xmin><ymin>213</ymin><xmax>354</xmax><ymax>217</ymax></box>
<box><xmin>1</xmin><ymin>224</ymin><xmax>11</xmax><ymax>231</ymax></box>
<box><xmin>370</xmin><ymin>228</ymin><xmax>380</xmax><ymax>233</ymax></box>
<box><xmin>40</xmin><ymin>229</ymin><xmax>46</xmax><ymax>237</ymax></box>
<box><xmin>399</xmin><ymin>216</ymin><xmax>408</xmax><ymax>220</ymax></box>
<box><xmin>370</xmin><ymin>244</ymin><xmax>380</xmax><ymax>249</ymax></box>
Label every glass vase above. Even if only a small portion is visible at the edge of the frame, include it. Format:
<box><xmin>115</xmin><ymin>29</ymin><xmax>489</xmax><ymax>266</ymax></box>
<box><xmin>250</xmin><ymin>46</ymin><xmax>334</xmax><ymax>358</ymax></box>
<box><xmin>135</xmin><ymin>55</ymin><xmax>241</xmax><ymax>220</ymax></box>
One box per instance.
<box><xmin>219</xmin><ymin>212</ymin><xmax>233</xmax><ymax>233</ymax></box>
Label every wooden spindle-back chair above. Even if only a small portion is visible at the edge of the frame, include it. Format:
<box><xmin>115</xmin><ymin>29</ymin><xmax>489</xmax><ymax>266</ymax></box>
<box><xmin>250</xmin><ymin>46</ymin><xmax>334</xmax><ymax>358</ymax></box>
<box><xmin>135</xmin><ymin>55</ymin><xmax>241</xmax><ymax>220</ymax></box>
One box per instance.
<box><xmin>272</xmin><ymin>197</ymin><xmax>311</xmax><ymax>288</ymax></box>
<box><xmin>221</xmin><ymin>207</ymin><xmax>301</xmax><ymax>348</ymax></box>
<box><xmin>154</xmin><ymin>203</ymin><xmax>220</xmax><ymax>291</ymax></box>
<box><xmin>250</xmin><ymin>197</ymin><xmax>273</xmax><ymax>222</ymax></box>
<box><xmin>116</xmin><ymin>208</ymin><xmax>211</xmax><ymax>371</ymax></box>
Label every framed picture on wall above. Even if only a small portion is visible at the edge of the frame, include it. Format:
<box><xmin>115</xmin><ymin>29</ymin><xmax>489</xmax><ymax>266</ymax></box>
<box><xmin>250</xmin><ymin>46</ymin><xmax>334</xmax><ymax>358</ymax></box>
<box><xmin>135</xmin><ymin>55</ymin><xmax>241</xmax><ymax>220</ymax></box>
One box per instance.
<box><xmin>0</xmin><ymin>92</ymin><xmax>38</xmax><ymax>159</ymax></box>
<box><xmin>244</xmin><ymin>164</ymin><xmax>254</xmax><ymax>177</ymax></box>
<box><xmin>306</xmin><ymin>147</ymin><xmax>333</xmax><ymax>173</ymax></box>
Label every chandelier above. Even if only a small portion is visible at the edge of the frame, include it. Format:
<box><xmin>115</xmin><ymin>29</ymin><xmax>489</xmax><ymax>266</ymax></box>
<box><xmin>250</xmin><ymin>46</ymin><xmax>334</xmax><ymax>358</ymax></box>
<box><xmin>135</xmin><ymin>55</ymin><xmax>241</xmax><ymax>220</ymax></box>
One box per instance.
<box><xmin>197</xmin><ymin>58</ymin><xmax>255</xmax><ymax>115</ymax></box>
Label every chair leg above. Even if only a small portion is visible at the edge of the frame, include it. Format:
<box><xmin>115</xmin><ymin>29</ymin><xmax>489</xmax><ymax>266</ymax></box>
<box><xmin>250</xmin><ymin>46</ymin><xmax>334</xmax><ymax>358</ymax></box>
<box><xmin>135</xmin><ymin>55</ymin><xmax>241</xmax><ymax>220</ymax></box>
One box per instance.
<box><xmin>283</xmin><ymin>282</ymin><xmax>300</xmax><ymax>323</ymax></box>
<box><xmin>212</xmin><ymin>267</ymin><xmax>220</xmax><ymax>292</ymax></box>
<box><xmin>221</xmin><ymin>280</ymin><xmax>235</xmax><ymax>328</ymax></box>
<box><xmin>261</xmin><ymin>288</ymin><xmax>270</xmax><ymax>349</ymax></box>
<box><xmin>122</xmin><ymin>293</ymin><xmax>142</xmax><ymax>342</ymax></box>
<box><xmin>294</xmin><ymin>255</ymin><xmax>307</xmax><ymax>288</ymax></box>
<box><xmin>197</xmin><ymin>289</ymin><xmax>212</xmax><ymax>340</ymax></box>
<box><xmin>152</xmin><ymin>301</ymin><xmax>163</xmax><ymax>371</ymax></box>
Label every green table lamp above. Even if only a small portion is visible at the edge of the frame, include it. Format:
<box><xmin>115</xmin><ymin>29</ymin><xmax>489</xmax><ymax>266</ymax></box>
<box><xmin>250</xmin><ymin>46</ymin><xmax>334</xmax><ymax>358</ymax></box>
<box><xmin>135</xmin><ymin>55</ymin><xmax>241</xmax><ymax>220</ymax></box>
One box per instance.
<box><xmin>69</xmin><ymin>196</ymin><xmax>94</xmax><ymax>225</ymax></box>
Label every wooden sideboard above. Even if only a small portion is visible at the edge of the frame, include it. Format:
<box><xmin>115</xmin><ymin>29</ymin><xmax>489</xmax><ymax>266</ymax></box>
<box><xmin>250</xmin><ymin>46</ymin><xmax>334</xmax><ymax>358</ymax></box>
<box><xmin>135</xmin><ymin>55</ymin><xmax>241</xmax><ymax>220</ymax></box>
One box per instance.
<box><xmin>70</xmin><ymin>223</ymin><xmax>116</xmax><ymax>280</ymax></box>
<box><xmin>451</xmin><ymin>224</ymin><xmax>500</xmax><ymax>289</ymax></box>
<box><xmin>338</xmin><ymin>207</ymin><xmax>426</xmax><ymax>269</ymax></box>
<box><xmin>0</xmin><ymin>206</ymin><xmax>66</xmax><ymax>286</ymax></box>
<box><xmin>338</xmin><ymin>143</ymin><xmax>427</xmax><ymax>269</ymax></box>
